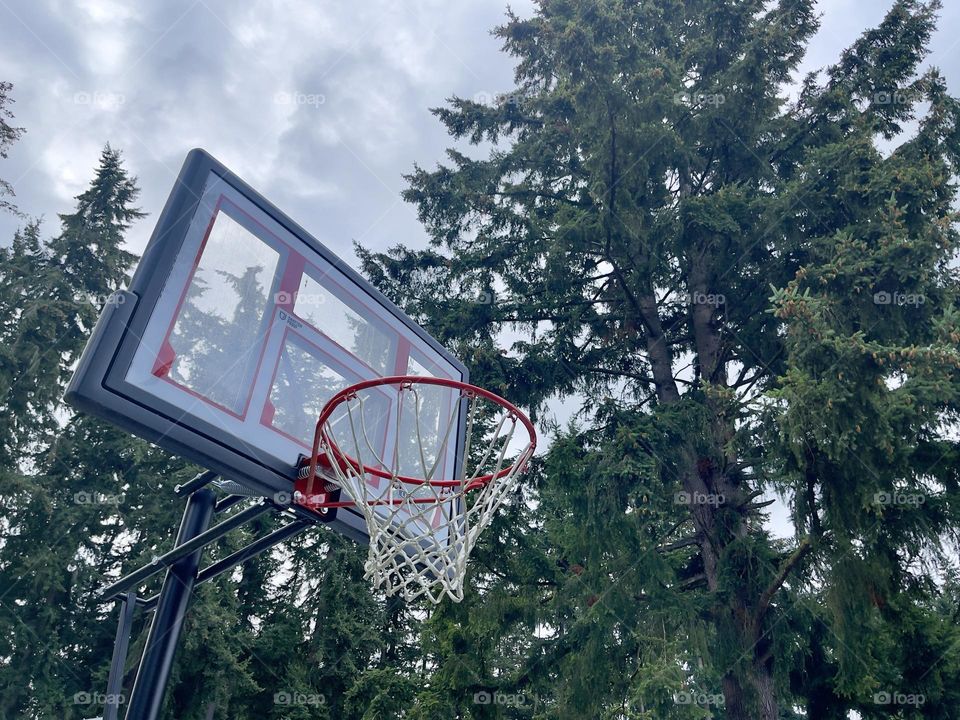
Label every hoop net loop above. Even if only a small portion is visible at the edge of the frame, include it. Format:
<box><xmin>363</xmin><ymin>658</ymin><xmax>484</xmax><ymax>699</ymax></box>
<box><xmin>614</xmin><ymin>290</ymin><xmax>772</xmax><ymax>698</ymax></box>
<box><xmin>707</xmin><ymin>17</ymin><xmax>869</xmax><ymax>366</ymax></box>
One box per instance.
<box><xmin>296</xmin><ymin>376</ymin><xmax>536</xmax><ymax>603</ymax></box>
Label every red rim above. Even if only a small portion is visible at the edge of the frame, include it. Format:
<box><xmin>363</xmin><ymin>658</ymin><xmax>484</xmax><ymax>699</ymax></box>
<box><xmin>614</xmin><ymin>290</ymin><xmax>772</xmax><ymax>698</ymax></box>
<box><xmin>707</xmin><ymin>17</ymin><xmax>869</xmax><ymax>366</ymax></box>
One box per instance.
<box><xmin>303</xmin><ymin>376</ymin><xmax>537</xmax><ymax>495</ymax></box>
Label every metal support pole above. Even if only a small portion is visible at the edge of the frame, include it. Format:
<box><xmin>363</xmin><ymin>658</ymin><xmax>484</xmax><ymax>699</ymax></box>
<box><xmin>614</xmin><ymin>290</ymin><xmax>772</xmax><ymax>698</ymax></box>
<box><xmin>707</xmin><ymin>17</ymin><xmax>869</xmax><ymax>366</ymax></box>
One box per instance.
<box><xmin>195</xmin><ymin>521</ymin><xmax>308</xmax><ymax>584</ymax></box>
<box><xmin>102</xmin><ymin>501</ymin><xmax>271</xmax><ymax>600</ymax></box>
<box><xmin>103</xmin><ymin>591</ymin><xmax>137</xmax><ymax>720</ymax></box>
<box><xmin>214</xmin><ymin>494</ymin><xmax>247</xmax><ymax>514</ymax></box>
<box><xmin>173</xmin><ymin>469</ymin><xmax>219</xmax><ymax>497</ymax></box>
<box><xmin>124</xmin><ymin>489</ymin><xmax>216</xmax><ymax>720</ymax></box>
<box><xmin>139</xmin><ymin>520</ymin><xmax>310</xmax><ymax>610</ymax></box>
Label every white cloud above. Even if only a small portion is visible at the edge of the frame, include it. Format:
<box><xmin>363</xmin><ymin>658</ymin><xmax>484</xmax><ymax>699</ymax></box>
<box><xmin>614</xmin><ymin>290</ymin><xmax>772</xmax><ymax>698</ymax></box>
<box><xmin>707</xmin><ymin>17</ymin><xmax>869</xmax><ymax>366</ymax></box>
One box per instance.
<box><xmin>0</xmin><ymin>0</ymin><xmax>956</xmax><ymax>260</ymax></box>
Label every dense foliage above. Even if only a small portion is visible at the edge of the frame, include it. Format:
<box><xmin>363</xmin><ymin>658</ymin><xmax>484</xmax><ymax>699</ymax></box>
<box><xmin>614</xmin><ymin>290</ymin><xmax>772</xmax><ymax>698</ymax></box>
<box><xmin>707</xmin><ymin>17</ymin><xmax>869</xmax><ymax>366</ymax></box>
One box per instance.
<box><xmin>358</xmin><ymin>0</ymin><xmax>960</xmax><ymax>717</ymax></box>
<box><xmin>0</xmin><ymin>80</ymin><xmax>24</xmax><ymax>216</ymax></box>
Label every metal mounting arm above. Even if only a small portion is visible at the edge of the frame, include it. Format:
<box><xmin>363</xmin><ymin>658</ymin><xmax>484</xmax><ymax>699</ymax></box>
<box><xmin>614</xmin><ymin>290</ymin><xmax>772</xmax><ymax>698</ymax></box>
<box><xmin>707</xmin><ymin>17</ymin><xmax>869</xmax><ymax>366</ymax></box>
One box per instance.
<box><xmin>97</xmin><ymin>480</ymin><xmax>321</xmax><ymax>720</ymax></box>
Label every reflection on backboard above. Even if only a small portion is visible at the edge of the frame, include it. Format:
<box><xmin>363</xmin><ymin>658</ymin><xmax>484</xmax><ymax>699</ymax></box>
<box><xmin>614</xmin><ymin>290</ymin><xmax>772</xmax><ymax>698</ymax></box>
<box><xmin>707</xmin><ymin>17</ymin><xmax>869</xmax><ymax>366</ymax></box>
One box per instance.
<box><xmin>65</xmin><ymin>149</ymin><xmax>468</xmax><ymax>548</ymax></box>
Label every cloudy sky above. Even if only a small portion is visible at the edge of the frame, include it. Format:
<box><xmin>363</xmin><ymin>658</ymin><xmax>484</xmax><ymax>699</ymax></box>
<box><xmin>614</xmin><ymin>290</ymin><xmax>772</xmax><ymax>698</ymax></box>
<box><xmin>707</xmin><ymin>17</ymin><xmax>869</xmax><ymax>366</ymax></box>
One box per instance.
<box><xmin>0</xmin><ymin>0</ymin><xmax>536</xmax><ymax>256</ymax></box>
<box><xmin>1</xmin><ymin>0</ymin><xmax>958</xmax><ymax>261</ymax></box>
<box><xmin>1</xmin><ymin>0</ymin><xmax>958</xmax><ymax>537</ymax></box>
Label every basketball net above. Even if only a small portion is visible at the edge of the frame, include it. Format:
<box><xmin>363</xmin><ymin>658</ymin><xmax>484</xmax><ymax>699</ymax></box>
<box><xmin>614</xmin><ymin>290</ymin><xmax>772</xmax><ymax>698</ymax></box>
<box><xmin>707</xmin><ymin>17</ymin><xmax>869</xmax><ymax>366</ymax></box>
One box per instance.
<box><xmin>298</xmin><ymin>377</ymin><xmax>536</xmax><ymax>604</ymax></box>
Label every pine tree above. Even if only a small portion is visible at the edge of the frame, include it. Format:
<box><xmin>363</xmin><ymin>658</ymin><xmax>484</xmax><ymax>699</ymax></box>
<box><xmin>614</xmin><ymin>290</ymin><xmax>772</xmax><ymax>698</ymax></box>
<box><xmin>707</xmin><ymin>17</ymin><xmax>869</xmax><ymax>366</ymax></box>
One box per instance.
<box><xmin>0</xmin><ymin>146</ymin><xmax>152</xmax><ymax>717</ymax></box>
<box><xmin>0</xmin><ymin>220</ymin><xmax>58</xmax><ymax>462</ymax></box>
<box><xmin>0</xmin><ymin>146</ymin><xmax>143</xmax><ymax>464</ymax></box>
<box><xmin>0</xmin><ymin>80</ymin><xmax>25</xmax><ymax>216</ymax></box>
<box><xmin>49</xmin><ymin>144</ymin><xmax>142</xmax><ymax>342</ymax></box>
<box><xmin>357</xmin><ymin>1</ymin><xmax>960</xmax><ymax>717</ymax></box>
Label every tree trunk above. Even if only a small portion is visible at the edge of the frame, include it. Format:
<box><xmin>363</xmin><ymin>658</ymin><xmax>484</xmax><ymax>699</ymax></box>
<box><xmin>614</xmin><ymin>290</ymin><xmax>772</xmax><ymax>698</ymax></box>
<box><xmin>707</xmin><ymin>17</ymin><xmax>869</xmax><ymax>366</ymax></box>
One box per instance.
<box><xmin>715</xmin><ymin>598</ymin><xmax>780</xmax><ymax>720</ymax></box>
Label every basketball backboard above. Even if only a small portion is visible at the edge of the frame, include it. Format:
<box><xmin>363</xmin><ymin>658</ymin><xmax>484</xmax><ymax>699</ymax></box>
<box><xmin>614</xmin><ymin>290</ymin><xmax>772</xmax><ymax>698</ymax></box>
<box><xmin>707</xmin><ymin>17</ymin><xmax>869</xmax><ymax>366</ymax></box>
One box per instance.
<box><xmin>66</xmin><ymin>149</ymin><xmax>468</xmax><ymax>545</ymax></box>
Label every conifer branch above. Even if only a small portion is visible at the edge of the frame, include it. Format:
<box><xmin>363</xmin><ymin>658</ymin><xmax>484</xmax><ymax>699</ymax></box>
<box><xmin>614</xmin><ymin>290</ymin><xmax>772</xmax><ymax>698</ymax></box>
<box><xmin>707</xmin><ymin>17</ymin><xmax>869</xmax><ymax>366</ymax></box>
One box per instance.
<box><xmin>676</xmin><ymin>573</ymin><xmax>707</xmax><ymax>591</ymax></box>
<box><xmin>656</xmin><ymin>536</ymin><xmax>700</xmax><ymax>553</ymax></box>
<box><xmin>756</xmin><ymin>537</ymin><xmax>812</xmax><ymax>620</ymax></box>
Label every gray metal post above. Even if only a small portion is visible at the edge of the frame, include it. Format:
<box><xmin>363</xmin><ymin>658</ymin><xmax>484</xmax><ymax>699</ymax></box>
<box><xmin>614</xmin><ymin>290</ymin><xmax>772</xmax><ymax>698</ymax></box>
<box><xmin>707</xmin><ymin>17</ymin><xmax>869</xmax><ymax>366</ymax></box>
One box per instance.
<box><xmin>124</xmin><ymin>489</ymin><xmax>216</xmax><ymax>720</ymax></box>
<box><xmin>103</xmin><ymin>591</ymin><xmax>136</xmax><ymax>720</ymax></box>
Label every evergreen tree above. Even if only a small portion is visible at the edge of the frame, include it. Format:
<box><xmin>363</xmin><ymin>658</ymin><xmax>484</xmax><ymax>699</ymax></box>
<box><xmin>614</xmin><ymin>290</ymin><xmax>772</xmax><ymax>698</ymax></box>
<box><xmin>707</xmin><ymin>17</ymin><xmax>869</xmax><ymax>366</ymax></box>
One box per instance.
<box><xmin>0</xmin><ymin>220</ymin><xmax>58</xmax><ymax>463</ymax></box>
<box><xmin>357</xmin><ymin>1</ymin><xmax>960</xmax><ymax>717</ymax></box>
<box><xmin>0</xmin><ymin>80</ymin><xmax>25</xmax><ymax>216</ymax></box>
<box><xmin>0</xmin><ymin>146</ymin><xmax>154</xmax><ymax>717</ymax></box>
<box><xmin>49</xmin><ymin>144</ymin><xmax>142</xmax><ymax>340</ymax></box>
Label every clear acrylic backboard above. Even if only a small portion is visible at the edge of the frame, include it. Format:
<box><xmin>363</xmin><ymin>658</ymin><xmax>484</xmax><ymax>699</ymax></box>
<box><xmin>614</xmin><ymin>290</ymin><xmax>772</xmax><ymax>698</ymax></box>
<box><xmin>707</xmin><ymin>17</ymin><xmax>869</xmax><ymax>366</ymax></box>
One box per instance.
<box><xmin>66</xmin><ymin>149</ymin><xmax>468</xmax><ymax>546</ymax></box>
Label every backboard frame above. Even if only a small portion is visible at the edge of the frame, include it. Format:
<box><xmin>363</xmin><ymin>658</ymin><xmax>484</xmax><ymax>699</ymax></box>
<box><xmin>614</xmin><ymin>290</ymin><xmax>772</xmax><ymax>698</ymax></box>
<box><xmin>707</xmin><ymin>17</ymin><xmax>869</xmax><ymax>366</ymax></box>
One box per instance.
<box><xmin>65</xmin><ymin>148</ymin><xmax>469</xmax><ymax>545</ymax></box>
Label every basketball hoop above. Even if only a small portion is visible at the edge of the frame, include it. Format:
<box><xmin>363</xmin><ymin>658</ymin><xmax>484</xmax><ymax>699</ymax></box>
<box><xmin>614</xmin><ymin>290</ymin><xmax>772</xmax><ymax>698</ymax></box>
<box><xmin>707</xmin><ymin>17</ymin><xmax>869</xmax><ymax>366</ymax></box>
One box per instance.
<box><xmin>295</xmin><ymin>376</ymin><xmax>536</xmax><ymax>603</ymax></box>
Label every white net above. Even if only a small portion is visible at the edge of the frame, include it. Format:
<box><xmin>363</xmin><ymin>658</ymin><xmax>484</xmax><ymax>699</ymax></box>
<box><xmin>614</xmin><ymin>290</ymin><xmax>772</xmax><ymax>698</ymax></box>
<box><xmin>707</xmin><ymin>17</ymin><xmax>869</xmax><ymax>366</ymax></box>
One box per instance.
<box><xmin>301</xmin><ymin>378</ymin><xmax>535</xmax><ymax>604</ymax></box>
